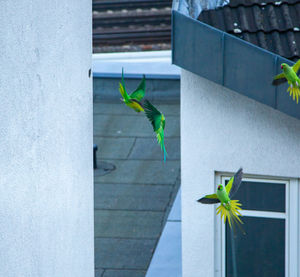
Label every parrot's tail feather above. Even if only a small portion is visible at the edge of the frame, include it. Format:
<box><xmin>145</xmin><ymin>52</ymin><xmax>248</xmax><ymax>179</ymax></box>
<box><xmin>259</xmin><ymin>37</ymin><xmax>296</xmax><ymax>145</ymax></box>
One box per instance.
<box><xmin>230</xmin><ymin>208</ymin><xmax>246</xmax><ymax>236</ymax></box>
<box><xmin>287</xmin><ymin>85</ymin><xmax>300</xmax><ymax>104</ymax></box>
<box><xmin>216</xmin><ymin>200</ymin><xmax>245</xmax><ymax>235</ymax></box>
<box><xmin>156</xmin><ymin>129</ymin><xmax>167</xmax><ymax>162</ymax></box>
<box><xmin>163</xmin><ymin>142</ymin><xmax>167</xmax><ymax>162</ymax></box>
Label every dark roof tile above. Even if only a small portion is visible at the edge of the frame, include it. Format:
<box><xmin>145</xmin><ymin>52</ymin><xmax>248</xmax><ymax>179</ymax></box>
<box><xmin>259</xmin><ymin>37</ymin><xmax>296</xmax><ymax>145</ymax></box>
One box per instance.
<box><xmin>198</xmin><ymin>0</ymin><xmax>300</xmax><ymax>61</ymax></box>
<box><xmin>200</xmin><ymin>3</ymin><xmax>300</xmax><ymax>33</ymax></box>
<box><xmin>228</xmin><ymin>0</ymin><xmax>299</xmax><ymax>8</ymax></box>
<box><xmin>232</xmin><ymin>31</ymin><xmax>300</xmax><ymax>60</ymax></box>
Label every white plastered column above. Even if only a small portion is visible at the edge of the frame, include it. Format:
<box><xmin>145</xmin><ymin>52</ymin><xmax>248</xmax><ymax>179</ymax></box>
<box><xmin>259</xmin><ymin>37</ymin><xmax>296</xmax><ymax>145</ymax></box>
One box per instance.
<box><xmin>0</xmin><ymin>1</ymin><xmax>94</xmax><ymax>276</ymax></box>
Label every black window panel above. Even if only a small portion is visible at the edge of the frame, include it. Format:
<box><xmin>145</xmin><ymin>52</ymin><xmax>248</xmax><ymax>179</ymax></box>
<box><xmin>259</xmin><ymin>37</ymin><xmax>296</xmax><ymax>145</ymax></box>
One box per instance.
<box><xmin>226</xmin><ymin>216</ymin><xmax>285</xmax><ymax>277</ymax></box>
<box><xmin>225</xmin><ymin>180</ymin><xmax>285</xmax><ymax>212</ymax></box>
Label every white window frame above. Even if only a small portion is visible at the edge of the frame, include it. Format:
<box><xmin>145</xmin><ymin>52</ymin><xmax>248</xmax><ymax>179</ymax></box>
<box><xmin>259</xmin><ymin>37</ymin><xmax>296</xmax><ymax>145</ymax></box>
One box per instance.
<box><xmin>214</xmin><ymin>172</ymin><xmax>299</xmax><ymax>277</ymax></box>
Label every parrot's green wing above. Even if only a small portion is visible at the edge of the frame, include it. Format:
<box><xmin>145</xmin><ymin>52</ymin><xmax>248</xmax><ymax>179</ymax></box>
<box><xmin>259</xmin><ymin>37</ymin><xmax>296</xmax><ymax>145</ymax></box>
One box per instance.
<box><xmin>144</xmin><ymin>100</ymin><xmax>162</xmax><ymax>132</ymax></box>
<box><xmin>272</xmin><ymin>73</ymin><xmax>287</xmax><ymax>86</ymax></box>
<box><xmin>292</xmin><ymin>59</ymin><xmax>300</xmax><ymax>74</ymax></box>
<box><xmin>225</xmin><ymin>168</ymin><xmax>243</xmax><ymax>198</ymax></box>
<box><xmin>197</xmin><ymin>193</ymin><xmax>220</xmax><ymax>204</ymax></box>
<box><xmin>119</xmin><ymin>82</ymin><xmax>129</xmax><ymax>101</ymax></box>
<box><xmin>130</xmin><ymin>75</ymin><xmax>145</xmax><ymax>101</ymax></box>
<box><xmin>144</xmin><ymin>100</ymin><xmax>167</xmax><ymax>162</ymax></box>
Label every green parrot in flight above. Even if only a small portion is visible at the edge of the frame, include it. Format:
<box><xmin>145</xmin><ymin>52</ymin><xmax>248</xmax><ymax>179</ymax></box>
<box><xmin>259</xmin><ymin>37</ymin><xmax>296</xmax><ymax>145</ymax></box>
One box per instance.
<box><xmin>119</xmin><ymin>69</ymin><xmax>145</xmax><ymax>112</ymax></box>
<box><xmin>272</xmin><ymin>59</ymin><xmax>300</xmax><ymax>103</ymax></box>
<box><xmin>144</xmin><ymin>100</ymin><xmax>167</xmax><ymax>162</ymax></box>
<box><xmin>197</xmin><ymin>168</ymin><xmax>244</xmax><ymax>233</ymax></box>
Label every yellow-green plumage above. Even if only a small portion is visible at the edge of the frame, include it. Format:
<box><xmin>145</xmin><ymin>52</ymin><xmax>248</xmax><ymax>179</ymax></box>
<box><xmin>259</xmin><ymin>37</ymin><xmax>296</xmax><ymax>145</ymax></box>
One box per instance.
<box><xmin>144</xmin><ymin>100</ymin><xmax>167</xmax><ymax>162</ymax></box>
<box><xmin>273</xmin><ymin>60</ymin><xmax>300</xmax><ymax>103</ymax></box>
<box><xmin>216</xmin><ymin>199</ymin><xmax>243</xmax><ymax>230</ymax></box>
<box><xmin>119</xmin><ymin>69</ymin><xmax>145</xmax><ymax>112</ymax></box>
<box><xmin>197</xmin><ymin>168</ymin><xmax>244</xmax><ymax>233</ymax></box>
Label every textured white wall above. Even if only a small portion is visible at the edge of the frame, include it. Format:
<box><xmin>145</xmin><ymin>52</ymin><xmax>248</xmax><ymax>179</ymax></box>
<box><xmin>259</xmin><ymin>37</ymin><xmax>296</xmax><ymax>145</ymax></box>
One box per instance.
<box><xmin>181</xmin><ymin>69</ymin><xmax>300</xmax><ymax>276</ymax></box>
<box><xmin>0</xmin><ymin>1</ymin><xmax>93</xmax><ymax>276</ymax></box>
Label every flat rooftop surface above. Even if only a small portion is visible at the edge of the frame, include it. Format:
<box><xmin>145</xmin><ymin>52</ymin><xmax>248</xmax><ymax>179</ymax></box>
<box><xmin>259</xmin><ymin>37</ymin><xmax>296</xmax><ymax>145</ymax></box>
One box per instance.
<box><xmin>93</xmin><ymin>99</ymin><xmax>180</xmax><ymax>277</ymax></box>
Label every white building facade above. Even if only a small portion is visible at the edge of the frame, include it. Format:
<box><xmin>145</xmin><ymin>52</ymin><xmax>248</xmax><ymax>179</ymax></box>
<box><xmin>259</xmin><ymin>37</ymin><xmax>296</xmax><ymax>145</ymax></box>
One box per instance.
<box><xmin>173</xmin><ymin>2</ymin><xmax>300</xmax><ymax>276</ymax></box>
<box><xmin>181</xmin><ymin>70</ymin><xmax>299</xmax><ymax>276</ymax></box>
<box><xmin>0</xmin><ymin>1</ymin><xmax>94</xmax><ymax>276</ymax></box>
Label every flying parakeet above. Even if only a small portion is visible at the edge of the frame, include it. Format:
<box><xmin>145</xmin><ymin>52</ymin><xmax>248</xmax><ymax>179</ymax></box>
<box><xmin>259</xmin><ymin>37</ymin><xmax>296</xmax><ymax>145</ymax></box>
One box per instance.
<box><xmin>119</xmin><ymin>69</ymin><xmax>145</xmax><ymax>112</ymax></box>
<box><xmin>144</xmin><ymin>100</ymin><xmax>167</xmax><ymax>162</ymax></box>
<box><xmin>197</xmin><ymin>168</ymin><xmax>244</xmax><ymax>233</ymax></box>
<box><xmin>272</xmin><ymin>59</ymin><xmax>300</xmax><ymax>103</ymax></box>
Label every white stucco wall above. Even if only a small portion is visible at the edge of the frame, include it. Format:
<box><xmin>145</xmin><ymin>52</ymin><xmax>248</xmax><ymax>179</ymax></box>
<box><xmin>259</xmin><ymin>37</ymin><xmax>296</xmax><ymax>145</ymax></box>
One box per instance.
<box><xmin>181</xmin><ymin>69</ymin><xmax>300</xmax><ymax>276</ymax></box>
<box><xmin>0</xmin><ymin>1</ymin><xmax>93</xmax><ymax>276</ymax></box>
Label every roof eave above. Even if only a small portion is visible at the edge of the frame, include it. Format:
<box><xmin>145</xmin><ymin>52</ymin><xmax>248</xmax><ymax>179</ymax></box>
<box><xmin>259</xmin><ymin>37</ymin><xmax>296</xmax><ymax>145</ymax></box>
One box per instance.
<box><xmin>172</xmin><ymin>2</ymin><xmax>300</xmax><ymax>120</ymax></box>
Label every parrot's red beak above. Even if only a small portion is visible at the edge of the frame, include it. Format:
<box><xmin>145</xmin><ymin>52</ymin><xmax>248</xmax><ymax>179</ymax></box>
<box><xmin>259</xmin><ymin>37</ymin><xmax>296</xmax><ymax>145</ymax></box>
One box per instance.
<box><xmin>281</xmin><ymin>65</ymin><xmax>283</xmax><ymax>69</ymax></box>
<box><xmin>217</xmin><ymin>185</ymin><xmax>221</xmax><ymax>190</ymax></box>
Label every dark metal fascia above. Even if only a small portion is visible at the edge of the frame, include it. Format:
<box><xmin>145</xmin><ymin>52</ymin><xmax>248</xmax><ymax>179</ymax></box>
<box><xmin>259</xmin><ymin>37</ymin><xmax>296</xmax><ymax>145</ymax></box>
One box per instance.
<box><xmin>172</xmin><ymin>6</ymin><xmax>300</xmax><ymax>120</ymax></box>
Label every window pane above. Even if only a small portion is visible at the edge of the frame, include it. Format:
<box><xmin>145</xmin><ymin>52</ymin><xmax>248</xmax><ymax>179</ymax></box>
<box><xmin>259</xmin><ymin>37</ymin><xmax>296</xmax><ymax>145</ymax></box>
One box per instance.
<box><xmin>226</xmin><ymin>216</ymin><xmax>285</xmax><ymax>277</ymax></box>
<box><xmin>225</xmin><ymin>180</ymin><xmax>285</xmax><ymax>212</ymax></box>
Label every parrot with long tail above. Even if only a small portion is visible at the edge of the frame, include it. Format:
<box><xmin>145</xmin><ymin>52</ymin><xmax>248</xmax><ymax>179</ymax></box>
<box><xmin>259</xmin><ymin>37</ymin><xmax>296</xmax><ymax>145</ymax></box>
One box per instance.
<box><xmin>197</xmin><ymin>168</ymin><xmax>244</xmax><ymax>233</ymax></box>
<box><xmin>144</xmin><ymin>100</ymin><xmax>167</xmax><ymax>162</ymax></box>
<box><xmin>119</xmin><ymin>69</ymin><xmax>145</xmax><ymax>112</ymax></box>
<box><xmin>272</xmin><ymin>60</ymin><xmax>300</xmax><ymax>103</ymax></box>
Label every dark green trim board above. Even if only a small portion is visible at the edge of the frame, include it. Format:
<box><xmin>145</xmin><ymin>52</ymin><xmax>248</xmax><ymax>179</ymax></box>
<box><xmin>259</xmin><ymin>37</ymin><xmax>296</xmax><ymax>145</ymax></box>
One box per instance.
<box><xmin>171</xmin><ymin>3</ymin><xmax>300</xmax><ymax>120</ymax></box>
